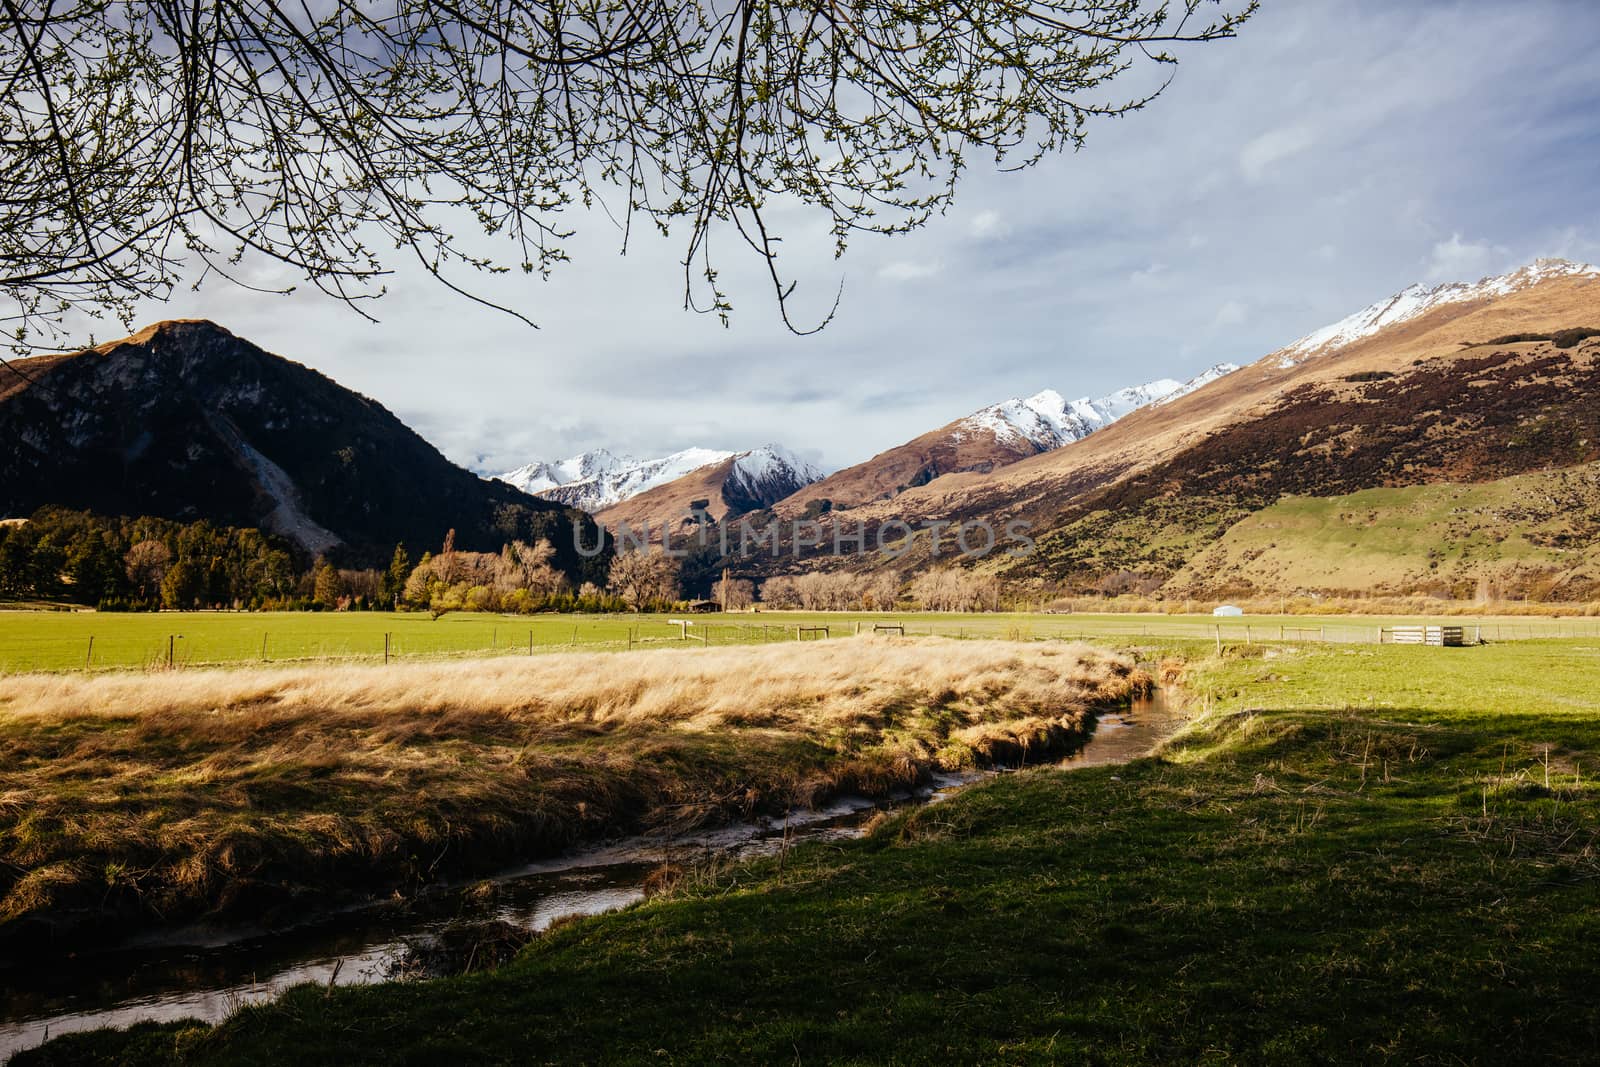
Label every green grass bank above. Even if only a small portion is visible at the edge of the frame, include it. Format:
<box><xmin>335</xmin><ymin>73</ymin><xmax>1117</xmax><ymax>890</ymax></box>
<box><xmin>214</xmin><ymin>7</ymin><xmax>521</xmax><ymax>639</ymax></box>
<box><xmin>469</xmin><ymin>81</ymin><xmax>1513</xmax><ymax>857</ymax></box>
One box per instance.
<box><xmin>19</xmin><ymin>637</ymin><xmax>1600</xmax><ymax>1064</ymax></box>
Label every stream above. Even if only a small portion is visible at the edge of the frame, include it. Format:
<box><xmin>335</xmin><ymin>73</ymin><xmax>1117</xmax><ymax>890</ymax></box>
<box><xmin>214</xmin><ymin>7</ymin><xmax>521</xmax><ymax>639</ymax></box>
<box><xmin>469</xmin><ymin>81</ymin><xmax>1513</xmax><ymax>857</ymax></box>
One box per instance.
<box><xmin>0</xmin><ymin>688</ymin><xmax>1183</xmax><ymax>1059</ymax></box>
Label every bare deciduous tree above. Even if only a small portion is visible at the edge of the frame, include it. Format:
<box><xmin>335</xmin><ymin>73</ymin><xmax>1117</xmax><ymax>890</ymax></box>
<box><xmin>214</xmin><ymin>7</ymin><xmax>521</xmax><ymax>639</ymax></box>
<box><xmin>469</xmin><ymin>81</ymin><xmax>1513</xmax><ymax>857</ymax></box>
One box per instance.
<box><xmin>758</xmin><ymin>568</ymin><xmax>900</xmax><ymax>611</ymax></box>
<box><xmin>608</xmin><ymin>547</ymin><xmax>681</xmax><ymax>608</ymax></box>
<box><xmin>499</xmin><ymin>539</ymin><xmax>565</xmax><ymax>598</ymax></box>
<box><xmin>1</xmin><ymin>0</ymin><xmax>1253</xmax><ymax>348</ymax></box>
<box><xmin>908</xmin><ymin>567</ymin><xmax>1002</xmax><ymax>611</ymax></box>
<box><xmin>123</xmin><ymin>538</ymin><xmax>171</xmax><ymax>600</ymax></box>
<box><xmin>713</xmin><ymin>576</ymin><xmax>755</xmax><ymax>610</ymax></box>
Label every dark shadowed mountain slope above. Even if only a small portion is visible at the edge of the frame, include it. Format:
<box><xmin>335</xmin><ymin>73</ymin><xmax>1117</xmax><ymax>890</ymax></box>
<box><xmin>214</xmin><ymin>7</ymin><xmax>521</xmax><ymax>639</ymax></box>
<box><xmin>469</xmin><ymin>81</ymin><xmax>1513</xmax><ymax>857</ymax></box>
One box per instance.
<box><xmin>0</xmin><ymin>320</ymin><xmax>607</xmax><ymax>579</ymax></box>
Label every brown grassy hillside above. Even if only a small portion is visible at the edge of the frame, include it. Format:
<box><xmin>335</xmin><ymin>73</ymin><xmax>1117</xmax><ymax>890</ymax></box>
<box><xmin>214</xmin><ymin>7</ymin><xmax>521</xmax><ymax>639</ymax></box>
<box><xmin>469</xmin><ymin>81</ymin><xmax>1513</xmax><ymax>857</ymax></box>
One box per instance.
<box><xmin>752</xmin><ymin>270</ymin><xmax>1600</xmax><ymax>595</ymax></box>
<box><xmin>821</xmin><ymin>271</ymin><xmax>1600</xmax><ymax>531</ymax></box>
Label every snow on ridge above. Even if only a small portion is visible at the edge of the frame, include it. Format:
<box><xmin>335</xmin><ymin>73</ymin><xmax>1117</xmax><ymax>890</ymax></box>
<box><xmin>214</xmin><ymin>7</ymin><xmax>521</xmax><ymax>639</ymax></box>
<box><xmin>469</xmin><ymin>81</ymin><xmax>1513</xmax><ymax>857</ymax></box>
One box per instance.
<box><xmin>497</xmin><ymin>448</ymin><xmax>632</xmax><ymax>495</ymax></box>
<box><xmin>731</xmin><ymin>443</ymin><xmax>824</xmax><ymax>490</ymax></box>
<box><xmin>569</xmin><ymin>447</ymin><xmax>734</xmax><ymax>509</ymax></box>
<box><xmin>497</xmin><ymin>443</ymin><xmax>824</xmax><ymax>512</ymax></box>
<box><xmin>1152</xmin><ymin>363</ymin><xmax>1240</xmax><ymax>406</ymax></box>
<box><xmin>962</xmin><ymin>364</ymin><xmax>1240</xmax><ymax>451</ymax></box>
<box><xmin>1278</xmin><ymin>258</ymin><xmax>1600</xmax><ymax>366</ymax></box>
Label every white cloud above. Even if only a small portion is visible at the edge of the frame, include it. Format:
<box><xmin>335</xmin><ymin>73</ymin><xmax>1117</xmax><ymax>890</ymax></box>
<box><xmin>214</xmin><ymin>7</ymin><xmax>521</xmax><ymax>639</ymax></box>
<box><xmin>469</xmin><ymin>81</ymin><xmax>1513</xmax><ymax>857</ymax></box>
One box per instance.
<box><xmin>1130</xmin><ymin>262</ymin><xmax>1169</xmax><ymax>286</ymax></box>
<box><xmin>1539</xmin><ymin>226</ymin><xmax>1600</xmax><ymax>267</ymax></box>
<box><xmin>877</xmin><ymin>260</ymin><xmax>942</xmax><ymax>282</ymax></box>
<box><xmin>969</xmin><ymin>209</ymin><xmax>1007</xmax><ymax>238</ymax></box>
<box><xmin>1213</xmin><ymin>300</ymin><xmax>1250</xmax><ymax>327</ymax></box>
<box><xmin>1422</xmin><ymin>233</ymin><xmax>1503</xmax><ymax>283</ymax></box>
<box><xmin>1239</xmin><ymin>123</ymin><xmax>1317</xmax><ymax>182</ymax></box>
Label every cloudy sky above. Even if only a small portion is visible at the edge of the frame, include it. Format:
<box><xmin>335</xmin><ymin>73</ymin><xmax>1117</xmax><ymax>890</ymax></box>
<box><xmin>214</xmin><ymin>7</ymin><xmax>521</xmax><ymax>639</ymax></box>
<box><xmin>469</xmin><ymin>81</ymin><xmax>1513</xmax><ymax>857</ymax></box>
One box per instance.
<box><xmin>103</xmin><ymin>0</ymin><xmax>1600</xmax><ymax>474</ymax></box>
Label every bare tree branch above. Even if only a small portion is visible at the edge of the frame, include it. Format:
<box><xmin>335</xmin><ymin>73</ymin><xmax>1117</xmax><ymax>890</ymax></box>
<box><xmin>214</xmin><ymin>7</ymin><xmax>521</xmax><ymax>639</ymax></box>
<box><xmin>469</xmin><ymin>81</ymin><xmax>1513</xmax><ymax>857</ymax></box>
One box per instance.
<box><xmin>0</xmin><ymin>0</ymin><xmax>1256</xmax><ymax>349</ymax></box>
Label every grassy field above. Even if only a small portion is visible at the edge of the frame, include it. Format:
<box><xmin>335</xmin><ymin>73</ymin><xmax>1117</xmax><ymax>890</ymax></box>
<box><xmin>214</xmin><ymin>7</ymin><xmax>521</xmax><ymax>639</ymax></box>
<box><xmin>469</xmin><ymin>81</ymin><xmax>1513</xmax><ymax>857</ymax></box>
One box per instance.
<box><xmin>1169</xmin><ymin>461</ymin><xmax>1600</xmax><ymax>595</ymax></box>
<box><xmin>4</xmin><ymin>607</ymin><xmax>1597</xmax><ymax>673</ymax></box>
<box><xmin>0</xmin><ymin>611</ymin><xmax>683</xmax><ymax>673</ymax></box>
<box><xmin>22</xmin><ymin>636</ymin><xmax>1600</xmax><ymax>1064</ymax></box>
<box><xmin>0</xmin><ymin>637</ymin><xmax>1141</xmax><ymax>946</ymax></box>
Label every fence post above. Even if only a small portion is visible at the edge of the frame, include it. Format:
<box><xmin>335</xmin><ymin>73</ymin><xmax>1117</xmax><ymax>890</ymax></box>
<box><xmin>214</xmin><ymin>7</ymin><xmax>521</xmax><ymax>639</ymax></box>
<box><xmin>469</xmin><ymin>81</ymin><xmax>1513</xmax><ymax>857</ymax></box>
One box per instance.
<box><xmin>262</xmin><ymin>633</ymin><xmax>268</xmax><ymax>661</ymax></box>
<box><xmin>1214</xmin><ymin>625</ymin><xmax>1222</xmax><ymax>654</ymax></box>
<box><xmin>85</xmin><ymin>636</ymin><xmax>94</xmax><ymax>670</ymax></box>
<box><xmin>385</xmin><ymin>632</ymin><xmax>390</xmax><ymax>665</ymax></box>
<box><xmin>529</xmin><ymin>630</ymin><xmax>534</xmax><ymax>656</ymax></box>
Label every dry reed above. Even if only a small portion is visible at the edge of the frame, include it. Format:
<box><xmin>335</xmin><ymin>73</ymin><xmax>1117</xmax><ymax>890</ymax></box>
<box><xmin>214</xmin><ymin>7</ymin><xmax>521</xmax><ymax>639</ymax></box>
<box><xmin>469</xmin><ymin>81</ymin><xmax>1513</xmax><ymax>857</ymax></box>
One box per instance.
<box><xmin>0</xmin><ymin>637</ymin><xmax>1140</xmax><ymax>942</ymax></box>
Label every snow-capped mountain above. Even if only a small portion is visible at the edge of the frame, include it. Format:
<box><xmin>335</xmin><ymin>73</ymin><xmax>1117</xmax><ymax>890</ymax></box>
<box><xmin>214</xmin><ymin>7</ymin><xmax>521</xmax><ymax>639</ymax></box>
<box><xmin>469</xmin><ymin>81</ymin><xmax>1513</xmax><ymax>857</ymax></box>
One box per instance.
<box><xmin>960</xmin><ymin>364</ymin><xmax>1240</xmax><ymax>451</ymax></box>
<box><xmin>497</xmin><ymin>448</ymin><xmax>632</xmax><ymax>496</ymax></box>
<box><xmin>1278</xmin><ymin>258</ymin><xmax>1600</xmax><ymax>366</ymax></box>
<box><xmin>498</xmin><ymin>445</ymin><xmax>822</xmax><ymax>514</ymax></box>
<box><xmin>724</xmin><ymin>445</ymin><xmax>825</xmax><ymax>511</ymax></box>
<box><xmin>777</xmin><ymin>364</ymin><xmax>1243</xmax><ymax>511</ymax></box>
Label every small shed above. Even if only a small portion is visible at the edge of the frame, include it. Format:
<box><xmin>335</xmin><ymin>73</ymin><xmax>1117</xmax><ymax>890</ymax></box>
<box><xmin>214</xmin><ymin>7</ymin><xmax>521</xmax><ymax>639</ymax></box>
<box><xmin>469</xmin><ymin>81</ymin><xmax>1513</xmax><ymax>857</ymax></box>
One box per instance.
<box><xmin>1212</xmin><ymin>605</ymin><xmax>1244</xmax><ymax>617</ymax></box>
<box><xmin>684</xmin><ymin>599</ymin><xmax>722</xmax><ymax>613</ymax></box>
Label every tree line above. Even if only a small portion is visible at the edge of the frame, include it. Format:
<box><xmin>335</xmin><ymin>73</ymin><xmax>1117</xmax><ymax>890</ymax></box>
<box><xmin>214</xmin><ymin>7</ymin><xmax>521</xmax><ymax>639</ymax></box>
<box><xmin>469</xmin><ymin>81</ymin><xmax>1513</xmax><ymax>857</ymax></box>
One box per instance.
<box><xmin>0</xmin><ymin>507</ymin><xmax>304</xmax><ymax>610</ymax></box>
<box><xmin>0</xmin><ymin>509</ymin><xmax>604</xmax><ymax>613</ymax></box>
<box><xmin>758</xmin><ymin>568</ymin><xmax>1002</xmax><ymax>612</ymax></box>
<box><xmin>0</xmin><ymin>508</ymin><xmax>1013</xmax><ymax>614</ymax></box>
<box><xmin>393</xmin><ymin>545</ymin><xmax>1010</xmax><ymax>615</ymax></box>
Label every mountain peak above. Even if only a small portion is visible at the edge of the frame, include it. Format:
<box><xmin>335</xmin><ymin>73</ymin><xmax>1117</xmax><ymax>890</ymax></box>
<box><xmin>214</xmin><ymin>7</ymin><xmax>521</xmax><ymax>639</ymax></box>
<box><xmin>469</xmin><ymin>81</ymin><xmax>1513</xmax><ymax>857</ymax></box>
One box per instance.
<box><xmin>96</xmin><ymin>319</ymin><xmax>237</xmax><ymax>352</ymax></box>
<box><xmin>4</xmin><ymin>320</ymin><xmax>598</xmax><ymax>571</ymax></box>
<box><xmin>1279</xmin><ymin>257</ymin><xmax>1600</xmax><ymax>365</ymax></box>
<box><xmin>501</xmin><ymin>446</ymin><xmax>734</xmax><ymax>512</ymax></box>
<box><xmin>500</xmin><ymin>442</ymin><xmax>823</xmax><ymax>515</ymax></box>
<box><xmin>730</xmin><ymin>444</ymin><xmax>824</xmax><ymax>488</ymax></box>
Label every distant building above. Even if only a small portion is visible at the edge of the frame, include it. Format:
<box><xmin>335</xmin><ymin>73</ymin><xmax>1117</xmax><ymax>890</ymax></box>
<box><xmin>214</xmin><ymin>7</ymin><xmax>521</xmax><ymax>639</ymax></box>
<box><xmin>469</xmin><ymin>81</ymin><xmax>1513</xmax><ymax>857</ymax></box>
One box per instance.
<box><xmin>684</xmin><ymin>600</ymin><xmax>722</xmax><ymax>613</ymax></box>
<box><xmin>1213</xmin><ymin>605</ymin><xmax>1244</xmax><ymax>617</ymax></box>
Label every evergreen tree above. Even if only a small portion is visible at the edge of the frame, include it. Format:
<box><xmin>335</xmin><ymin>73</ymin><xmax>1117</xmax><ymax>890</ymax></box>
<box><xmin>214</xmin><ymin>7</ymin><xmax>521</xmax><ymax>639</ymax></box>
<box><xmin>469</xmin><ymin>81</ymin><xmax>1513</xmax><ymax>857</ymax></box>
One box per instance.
<box><xmin>27</xmin><ymin>536</ymin><xmax>67</xmax><ymax>598</ymax></box>
<box><xmin>0</xmin><ymin>528</ymin><xmax>33</xmax><ymax>597</ymax></box>
<box><xmin>311</xmin><ymin>558</ymin><xmax>342</xmax><ymax>610</ymax></box>
<box><xmin>160</xmin><ymin>559</ymin><xmax>206</xmax><ymax>610</ymax></box>
<box><xmin>383</xmin><ymin>544</ymin><xmax>411</xmax><ymax>609</ymax></box>
<box><xmin>66</xmin><ymin>529</ymin><xmax>124</xmax><ymax>604</ymax></box>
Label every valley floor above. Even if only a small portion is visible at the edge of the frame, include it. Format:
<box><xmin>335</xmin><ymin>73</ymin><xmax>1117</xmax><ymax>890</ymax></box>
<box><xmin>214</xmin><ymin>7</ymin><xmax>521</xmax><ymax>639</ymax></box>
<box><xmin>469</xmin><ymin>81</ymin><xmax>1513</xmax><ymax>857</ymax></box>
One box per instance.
<box><xmin>3</xmin><ymin>607</ymin><xmax>1598</xmax><ymax>673</ymax></box>
<box><xmin>17</xmin><ymin>638</ymin><xmax>1600</xmax><ymax>1064</ymax></box>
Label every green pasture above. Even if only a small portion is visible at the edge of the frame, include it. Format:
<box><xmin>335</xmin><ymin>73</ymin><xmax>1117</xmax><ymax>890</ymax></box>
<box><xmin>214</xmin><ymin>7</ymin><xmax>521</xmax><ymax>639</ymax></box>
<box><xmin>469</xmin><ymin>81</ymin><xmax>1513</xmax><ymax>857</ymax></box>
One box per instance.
<box><xmin>2</xmin><ymin>607</ymin><xmax>1598</xmax><ymax>673</ymax></box>
<box><xmin>28</xmin><ymin>637</ymin><xmax>1600</xmax><ymax>1064</ymax></box>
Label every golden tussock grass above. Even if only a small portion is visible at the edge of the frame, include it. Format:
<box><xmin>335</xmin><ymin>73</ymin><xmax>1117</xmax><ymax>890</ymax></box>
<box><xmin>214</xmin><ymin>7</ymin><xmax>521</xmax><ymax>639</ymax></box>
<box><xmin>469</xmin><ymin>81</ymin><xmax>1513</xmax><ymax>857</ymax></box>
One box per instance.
<box><xmin>0</xmin><ymin>636</ymin><xmax>1141</xmax><ymax>941</ymax></box>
